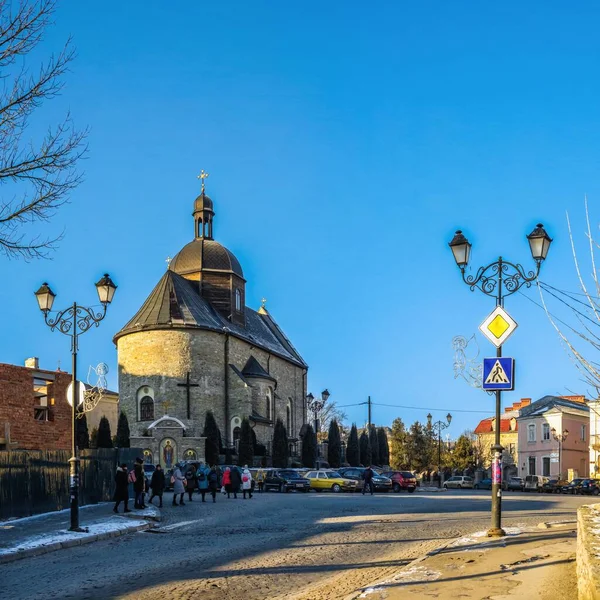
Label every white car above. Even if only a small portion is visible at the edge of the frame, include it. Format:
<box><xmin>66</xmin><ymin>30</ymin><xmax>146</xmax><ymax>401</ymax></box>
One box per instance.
<box><xmin>443</xmin><ymin>476</ymin><xmax>474</xmax><ymax>489</ymax></box>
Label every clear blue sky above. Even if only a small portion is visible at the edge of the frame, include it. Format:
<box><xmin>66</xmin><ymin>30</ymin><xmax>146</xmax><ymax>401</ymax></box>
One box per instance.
<box><xmin>4</xmin><ymin>2</ymin><xmax>600</xmax><ymax>437</ymax></box>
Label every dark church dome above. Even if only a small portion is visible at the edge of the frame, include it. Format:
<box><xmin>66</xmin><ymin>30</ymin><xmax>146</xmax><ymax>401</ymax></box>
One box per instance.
<box><xmin>170</xmin><ymin>238</ymin><xmax>244</xmax><ymax>278</ymax></box>
<box><xmin>194</xmin><ymin>192</ymin><xmax>213</xmax><ymax>213</ymax></box>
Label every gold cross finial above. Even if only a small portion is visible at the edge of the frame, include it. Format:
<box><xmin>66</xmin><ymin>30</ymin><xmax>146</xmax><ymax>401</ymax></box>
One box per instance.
<box><xmin>166</xmin><ymin>256</ymin><xmax>172</xmax><ymax>268</ymax></box>
<box><xmin>261</xmin><ymin>297</ymin><xmax>267</xmax><ymax>309</ymax></box>
<box><xmin>197</xmin><ymin>169</ymin><xmax>210</xmax><ymax>193</ymax></box>
<box><xmin>161</xmin><ymin>399</ymin><xmax>173</xmax><ymax>415</ymax></box>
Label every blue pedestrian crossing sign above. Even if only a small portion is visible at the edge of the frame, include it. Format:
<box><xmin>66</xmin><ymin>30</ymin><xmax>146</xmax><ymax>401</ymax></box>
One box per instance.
<box><xmin>482</xmin><ymin>357</ymin><xmax>515</xmax><ymax>391</ymax></box>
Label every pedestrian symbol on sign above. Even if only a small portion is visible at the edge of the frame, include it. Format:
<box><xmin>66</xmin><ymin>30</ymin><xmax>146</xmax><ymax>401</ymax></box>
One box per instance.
<box><xmin>485</xmin><ymin>360</ymin><xmax>509</xmax><ymax>385</ymax></box>
<box><xmin>482</xmin><ymin>357</ymin><xmax>515</xmax><ymax>391</ymax></box>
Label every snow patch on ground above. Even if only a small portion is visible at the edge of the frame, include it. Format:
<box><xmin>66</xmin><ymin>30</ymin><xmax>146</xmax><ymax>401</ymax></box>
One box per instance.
<box><xmin>448</xmin><ymin>526</ymin><xmax>524</xmax><ymax>551</ymax></box>
<box><xmin>358</xmin><ymin>566</ymin><xmax>441</xmax><ymax>597</ymax></box>
<box><xmin>0</xmin><ymin>503</ymin><xmax>110</xmax><ymax>525</ymax></box>
<box><xmin>0</xmin><ymin>517</ymin><xmax>147</xmax><ymax>557</ymax></box>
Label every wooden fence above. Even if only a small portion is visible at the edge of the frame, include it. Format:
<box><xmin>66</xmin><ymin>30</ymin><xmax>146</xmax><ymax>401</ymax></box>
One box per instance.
<box><xmin>0</xmin><ymin>448</ymin><xmax>142</xmax><ymax>520</ymax></box>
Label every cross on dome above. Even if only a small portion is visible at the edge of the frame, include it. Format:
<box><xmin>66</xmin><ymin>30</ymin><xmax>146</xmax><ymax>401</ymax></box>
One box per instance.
<box><xmin>197</xmin><ymin>169</ymin><xmax>210</xmax><ymax>193</ymax></box>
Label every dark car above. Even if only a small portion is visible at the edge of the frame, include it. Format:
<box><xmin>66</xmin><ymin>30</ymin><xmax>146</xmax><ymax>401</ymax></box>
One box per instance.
<box><xmin>338</xmin><ymin>467</ymin><xmax>393</xmax><ymax>492</ymax></box>
<box><xmin>576</xmin><ymin>479</ymin><xmax>600</xmax><ymax>495</ymax></box>
<box><xmin>474</xmin><ymin>478</ymin><xmax>508</xmax><ymax>491</ymax></box>
<box><xmin>540</xmin><ymin>479</ymin><xmax>568</xmax><ymax>493</ymax></box>
<box><xmin>561</xmin><ymin>478</ymin><xmax>585</xmax><ymax>494</ymax></box>
<box><xmin>506</xmin><ymin>477</ymin><xmax>525</xmax><ymax>491</ymax></box>
<box><xmin>264</xmin><ymin>469</ymin><xmax>311</xmax><ymax>492</ymax></box>
<box><xmin>381</xmin><ymin>471</ymin><xmax>417</xmax><ymax>493</ymax></box>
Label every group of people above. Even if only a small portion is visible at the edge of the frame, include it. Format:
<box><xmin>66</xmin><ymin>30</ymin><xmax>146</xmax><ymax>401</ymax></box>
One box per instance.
<box><xmin>113</xmin><ymin>460</ymin><xmax>257</xmax><ymax>513</ymax></box>
<box><xmin>113</xmin><ymin>457</ymin><xmax>150</xmax><ymax>513</ymax></box>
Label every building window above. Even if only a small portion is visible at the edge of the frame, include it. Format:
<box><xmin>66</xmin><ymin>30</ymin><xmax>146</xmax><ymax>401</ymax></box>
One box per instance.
<box><xmin>542</xmin><ymin>457</ymin><xmax>550</xmax><ymax>477</ymax></box>
<box><xmin>528</xmin><ymin>456</ymin><xmax>536</xmax><ymax>475</ymax></box>
<box><xmin>140</xmin><ymin>396</ymin><xmax>154</xmax><ymax>421</ymax></box>
<box><xmin>235</xmin><ymin>289</ymin><xmax>242</xmax><ymax>312</ymax></box>
<box><xmin>542</xmin><ymin>423</ymin><xmax>550</xmax><ymax>441</ymax></box>
<box><xmin>33</xmin><ymin>376</ymin><xmax>54</xmax><ymax>421</ymax></box>
<box><xmin>528</xmin><ymin>424</ymin><xmax>536</xmax><ymax>443</ymax></box>
<box><xmin>582</xmin><ymin>425</ymin><xmax>587</xmax><ymax>441</ymax></box>
<box><xmin>286</xmin><ymin>403</ymin><xmax>291</xmax><ymax>434</ymax></box>
<box><xmin>266</xmin><ymin>388</ymin><xmax>273</xmax><ymax>420</ymax></box>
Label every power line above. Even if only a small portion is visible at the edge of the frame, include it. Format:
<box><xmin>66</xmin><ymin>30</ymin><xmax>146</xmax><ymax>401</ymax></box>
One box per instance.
<box><xmin>373</xmin><ymin>402</ymin><xmax>491</xmax><ymax>414</ymax></box>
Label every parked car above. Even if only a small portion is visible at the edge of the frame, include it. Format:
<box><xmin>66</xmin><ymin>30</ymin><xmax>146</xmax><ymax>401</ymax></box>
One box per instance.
<box><xmin>381</xmin><ymin>471</ymin><xmax>417</xmax><ymax>493</ymax></box>
<box><xmin>473</xmin><ymin>478</ymin><xmax>507</xmax><ymax>491</ymax></box>
<box><xmin>337</xmin><ymin>467</ymin><xmax>393</xmax><ymax>492</ymax></box>
<box><xmin>304</xmin><ymin>470</ymin><xmax>357</xmax><ymax>492</ymax></box>
<box><xmin>558</xmin><ymin>478</ymin><xmax>584</xmax><ymax>494</ymax></box>
<box><xmin>524</xmin><ymin>475</ymin><xmax>549</xmax><ymax>492</ymax></box>
<box><xmin>443</xmin><ymin>476</ymin><xmax>474</xmax><ymax>489</ymax></box>
<box><xmin>264</xmin><ymin>469</ymin><xmax>311</xmax><ymax>492</ymax></box>
<box><xmin>575</xmin><ymin>479</ymin><xmax>600</xmax><ymax>495</ymax></box>
<box><xmin>540</xmin><ymin>478</ymin><xmax>568</xmax><ymax>493</ymax></box>
<box><xmin>506</xmin><ymin>477</ymin><xmax>525</xmax><ymax>491</ymax></box>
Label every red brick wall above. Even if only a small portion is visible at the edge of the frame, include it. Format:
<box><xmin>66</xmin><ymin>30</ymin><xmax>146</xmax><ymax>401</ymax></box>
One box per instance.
<box><xmin>0</xmin><ymin>364</ymin><xmax>72</xmax><ymax>451</ymax></box>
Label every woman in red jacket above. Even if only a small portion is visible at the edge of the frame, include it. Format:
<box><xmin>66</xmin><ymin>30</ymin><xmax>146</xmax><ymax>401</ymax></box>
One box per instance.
<box><xmin>222</xmin><ymin>467</ymin><xmax>232</xmax><ymax>498</ymax></box>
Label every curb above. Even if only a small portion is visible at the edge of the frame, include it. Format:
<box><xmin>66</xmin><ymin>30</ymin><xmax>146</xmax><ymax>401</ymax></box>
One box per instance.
<box><xmin>0</xmin><ymin>512</ymin><xmax>160</xmax><ymax>565</ymax></box>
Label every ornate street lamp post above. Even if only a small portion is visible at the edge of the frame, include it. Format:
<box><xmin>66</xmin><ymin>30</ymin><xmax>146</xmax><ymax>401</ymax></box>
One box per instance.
<box><xmin>307</xmin><ymin>389</ymin><xmax>329</xmax><ymax>469</ymax></box>
<box><xmin>449</xmin><ymin>224</ymin><xmax>552</xmax><ymax>536</ymax></box>
<box><xmin>551</xmin><ymin>427</ymin><xmax>569</xmax><ymax>481</ymax></box>
<box><xmin>35</xmin><ymin>274</ymin><xmax>117</xmax><ymax>532</ymax></box>
<box><xmin>427</xmin><ymin>412</ymin><xmax>452</xmax><ymax>487</ymax></box>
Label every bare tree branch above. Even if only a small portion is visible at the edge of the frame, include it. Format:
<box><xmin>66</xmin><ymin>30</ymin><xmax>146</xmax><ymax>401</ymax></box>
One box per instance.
<box><xmin>0</xmin><ymin>0</ymin><xmax>86</xmax><ymax>259</ymax></box>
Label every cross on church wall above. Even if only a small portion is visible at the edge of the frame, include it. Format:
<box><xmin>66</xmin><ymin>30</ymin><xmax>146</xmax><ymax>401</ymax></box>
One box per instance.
<box><xmin>161</xmin><ymin>399</ymin><xmax>173</xmax><ymax>415</ymax></box>
<box><xmin>177</xmin><ymin>372</ymin><xmax>199</xmax><ymax>419</ymax></box>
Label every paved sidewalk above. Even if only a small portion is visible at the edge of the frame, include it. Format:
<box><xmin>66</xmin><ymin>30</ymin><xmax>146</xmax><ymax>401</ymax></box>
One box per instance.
<box><xmin>350</xmin><ymin>521</ymin><xmax>577</xmax><ymax>599</ymax></box>
<box><xmin>0</xmin><ymin>503</ymin><xmax>160</xmax><ymax>564</ymax></box>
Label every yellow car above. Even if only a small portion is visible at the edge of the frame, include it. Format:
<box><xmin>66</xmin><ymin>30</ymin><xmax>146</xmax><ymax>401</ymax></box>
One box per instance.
<box><xmin>304</xmin><ymin>470</ymin><xmax>357</xmax><ymax>493</ymax></box>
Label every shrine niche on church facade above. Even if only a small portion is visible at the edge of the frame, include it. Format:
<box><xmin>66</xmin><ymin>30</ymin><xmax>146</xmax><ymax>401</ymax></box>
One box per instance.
<box><xmin>114</xmin><ymin>174</ymin><xmax>308</xmax><ymax>466</ymax></box>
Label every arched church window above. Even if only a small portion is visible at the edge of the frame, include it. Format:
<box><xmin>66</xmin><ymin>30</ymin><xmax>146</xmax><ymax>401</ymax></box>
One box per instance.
<box><xmin>140</xmin><ymin>396</ymin><xmax>154</xmax><ymax>421</ymax></box>
<box><xmin>286</xmin><ymin>403</ymin><xmax>291</xmax><ymax>434</ymax></box>
<box><xmin>235</xmin><ymin>288</ymin><xmax>242</xmax><ymax>312</ymax></box>
<box><xmin>137</xmin><ymin>386</ymin><xmax>154</xmax><ymax>422</ymax></box>
<box><xmin>266</xmin><ymin>388</ymin><xmax>273</xmax><ymax>420</ymax></box>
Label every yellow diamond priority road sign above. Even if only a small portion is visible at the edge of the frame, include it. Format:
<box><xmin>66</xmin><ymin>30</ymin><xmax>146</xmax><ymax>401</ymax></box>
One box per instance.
<box><xmin>479</xmin><ymin>306</ymin><xmax>518</xmax><ymax>347</ymax></box>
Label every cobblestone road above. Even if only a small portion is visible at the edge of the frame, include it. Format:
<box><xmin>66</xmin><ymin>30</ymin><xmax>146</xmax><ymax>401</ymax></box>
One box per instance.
<box><xmin>0</xmin><ymin>490</ymin><xmax>589</xmax><ymax>600</ymax></box>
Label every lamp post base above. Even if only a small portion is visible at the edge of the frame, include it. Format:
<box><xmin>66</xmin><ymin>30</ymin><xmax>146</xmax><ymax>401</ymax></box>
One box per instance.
<box><xmin>487</xmin><ymin>527</ymin><xmax>506</xmax><ymax>537</ymax></box>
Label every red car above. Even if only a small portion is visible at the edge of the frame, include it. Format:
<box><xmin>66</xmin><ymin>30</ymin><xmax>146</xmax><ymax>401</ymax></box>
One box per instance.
<box><xmin>382</xmin><ymin>470</ymin><xmax>417</xmax><ymax>493</ymax></box>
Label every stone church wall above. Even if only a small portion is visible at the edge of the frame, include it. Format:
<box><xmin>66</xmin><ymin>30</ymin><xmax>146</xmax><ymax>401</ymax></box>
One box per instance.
<box><xmin>118</xmin><ymin>327</ymin><xmax>307</xmax><ymax>452</ymax></box>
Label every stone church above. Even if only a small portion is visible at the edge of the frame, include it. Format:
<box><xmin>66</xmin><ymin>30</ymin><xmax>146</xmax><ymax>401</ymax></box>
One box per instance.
<box><xmin>114</xmin><ymin>178</ymin><xmax>308</xmax><ymax>468</ymax></box>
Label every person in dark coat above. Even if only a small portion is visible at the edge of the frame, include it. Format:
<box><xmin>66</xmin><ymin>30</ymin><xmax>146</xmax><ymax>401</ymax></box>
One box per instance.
<box><xmin>113</xmin><ymin>463</ymin><xmax>131</xmax><ymax>513</ymax></box>
<box><xmin>185</xmin><ymin>464</ymin><xmax>198</xmax><ymax>501</ymax></box>
<box><xmin>362</xmin><ymin>465</ymin><xmax>374</xmax><ymax>496</ymax></box>
<box><xmin>149</xmin><ymin>465</ymin><xmax>165</xmax><ymax>507</ymax></box>
<box><xmin>133</xmin><ymin>457</ymin><xmax>146</xmax><ymax>509</ymax></box>
<box><xmin>230</xmin><ymin>466</ymin><xmax>242</xmax><ymax>499</ymax></box>
<box><xmin>207</xmin><ymin>465</ymin><xmax>219</xmax><ymax>503</ymax></box>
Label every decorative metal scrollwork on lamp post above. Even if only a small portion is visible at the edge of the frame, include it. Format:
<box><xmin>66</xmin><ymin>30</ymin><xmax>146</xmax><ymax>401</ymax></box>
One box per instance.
<box><xmin>427</xmin><ymin>412</ymin><xmax>452</xmax><ymax>488</ymax></box>
<box><xmin>449</xmin><ymin>224</ymin><xmax>552</xmax><ymax>537</ymax></box>
<box><xmin>35</xmin><ymin>274</ymin><xmax>117</xmax><ymax>532</ymax></box>
<box><xmin>307</xmin><ymin>389</ymin><xmax>330</xmax><ymax>469</ymax></box>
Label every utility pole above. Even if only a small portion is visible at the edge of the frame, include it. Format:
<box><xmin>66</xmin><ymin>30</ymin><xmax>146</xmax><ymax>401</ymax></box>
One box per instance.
<box><xmin>367</xmin><ymin>396</ymin><xmax>372</xmax><ymax>427</ymax></box>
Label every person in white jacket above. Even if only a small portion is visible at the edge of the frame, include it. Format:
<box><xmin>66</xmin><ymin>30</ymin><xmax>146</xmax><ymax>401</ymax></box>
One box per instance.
<box><xmin>242</xmin><ymin>466</ymin><xmax>253</xmax><ymax>499</ymax></box>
